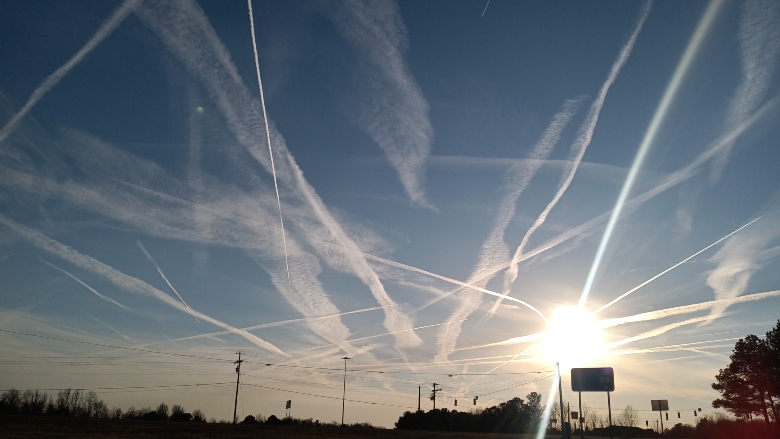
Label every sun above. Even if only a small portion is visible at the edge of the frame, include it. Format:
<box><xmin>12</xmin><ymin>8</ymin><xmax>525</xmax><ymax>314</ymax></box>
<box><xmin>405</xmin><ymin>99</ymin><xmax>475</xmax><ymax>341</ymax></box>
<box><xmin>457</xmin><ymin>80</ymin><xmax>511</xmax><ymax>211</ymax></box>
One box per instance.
<box><xmin>538</xmin><ymin>306</ymin><xmax>607</xmax><ymax>369</ymax></box>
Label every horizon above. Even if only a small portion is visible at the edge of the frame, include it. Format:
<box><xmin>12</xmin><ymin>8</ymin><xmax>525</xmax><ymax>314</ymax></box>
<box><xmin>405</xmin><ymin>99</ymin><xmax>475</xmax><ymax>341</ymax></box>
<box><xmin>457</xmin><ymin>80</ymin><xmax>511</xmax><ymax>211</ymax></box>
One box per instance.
<box><xmin>1</xmin><ymin>0</ymin><xmax>779</xmax><ymax>429</ymax></box>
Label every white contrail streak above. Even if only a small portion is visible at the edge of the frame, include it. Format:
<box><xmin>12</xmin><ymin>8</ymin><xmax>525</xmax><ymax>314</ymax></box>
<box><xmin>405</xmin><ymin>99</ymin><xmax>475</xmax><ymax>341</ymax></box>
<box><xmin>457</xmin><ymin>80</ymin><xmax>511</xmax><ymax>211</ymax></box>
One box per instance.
<box><xmin>422</xmin><ymin>93</ymin><xmax>779</xmax><ymax>308</ymax></box>
<box><xmin>0</xmin><ymin>0</ymin><xmax>141</xmax><ymax>144</ymax></box>
<box><xmin>604</xmin><ymin>315</ymin><xmax>721</xmax><ymax>351</ymax></box>
<box><xmin>594</xmin><ymin>216</ymin><xmax>762</xmax><ymax>314</ymax></box>
<box><xmin>598</xmin><ymin>289</ymin><xmax>780</xmax><ymax>329</ymax></box>
<box><xmin>134</xmin><ymin>1</ymin><xmax>421</xmax><ymax>349</ymax></box>
<box><xmin>479</xmin><ymin>98</ymin><xmax>581</xmax><ymax>317</ymax></box>
<box><xmin>579</xmin><ymin>0</ymin><xmax>725</xmax><ymax>307</ymax></box>
<box><xmin>149</xmin><ymin>306</ymin><xmax>384</xmax><ymax>346</ymax></box>
<box><xmin>136</xmin><ymin>240</ymin><xmax>199</xmax><ymax>322</ymax></box>
<box><xmin>503</xmin><ymin>2</ymin><xmax>652</xmax><ymax>301</ymax></box>
<box><xmin>0</xmin><ymin>213</ymin><xmax>289</xmax><ymax>357</ymax></box>
<box><xmin>481</xmin><ymin>0</ymin><xmax>492</xmax><ymax>17</ymax></box>
<box><xmin>354</xmin><ymin>246</ymin><xmax>547</xmax><ymax>322</ymax></box>
<box><xmin>247</xmin><ymin>0</ymin><xmax>291</xmax><ymax>285</ymax></box>
<box><xmin>39</xmin><ymin>259</ymin><xmax>129</xmax><ymax>310</ymax></box>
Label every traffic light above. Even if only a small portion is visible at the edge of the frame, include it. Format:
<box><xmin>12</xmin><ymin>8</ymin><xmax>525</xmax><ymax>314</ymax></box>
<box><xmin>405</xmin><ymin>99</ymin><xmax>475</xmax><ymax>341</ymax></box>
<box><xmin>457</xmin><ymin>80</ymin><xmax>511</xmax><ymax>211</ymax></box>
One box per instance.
<box><xmin>677</xmin><ymin>411</ymin><xmax>680</xmax><ymax>418</ymax></box>
<box><xmin>646</xmin><ymin>420</ymin><xmax>649</xmax><ymax>427</ymax></box>
<box><xmin>694</xmin><ymin>411</ymin><xmax>697</xmax><ymax>417</ymax></box>
<box><xmin>454</xmin><ymin>399</ymin><xmax>457</xmax><ymax>406</ymax></box>
<box><xmin>665</xmin><ymin>413</ymin><xmax>668</xmax><ymax>420</ymax></box>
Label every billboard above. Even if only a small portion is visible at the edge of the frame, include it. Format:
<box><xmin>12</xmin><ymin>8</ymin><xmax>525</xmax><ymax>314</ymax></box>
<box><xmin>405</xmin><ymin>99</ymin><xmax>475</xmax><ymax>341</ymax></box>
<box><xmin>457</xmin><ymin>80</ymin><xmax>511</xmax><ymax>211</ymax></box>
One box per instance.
<box><xmin>571</xmin><ymin>367</ymin><xmax>615</xmax><ymax>392</ymax></box>
<box><xmin>651</xmin><ymin>400</ymin><xmax>669</xmax><ymax>411</ymax></box>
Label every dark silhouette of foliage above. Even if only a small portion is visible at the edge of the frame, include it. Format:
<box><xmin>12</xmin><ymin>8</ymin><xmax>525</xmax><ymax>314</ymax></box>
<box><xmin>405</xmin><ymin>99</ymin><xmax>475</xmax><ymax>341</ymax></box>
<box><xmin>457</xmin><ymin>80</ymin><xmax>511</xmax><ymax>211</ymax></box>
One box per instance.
<box><xmin>694</xmin><ymin>415</ymin><xmax>780</xmax><ymax>439</ymax></box>
<box><xmin>395</xmin><ymin>392</ymin><xmax>544</xmax><ymax>433</ymax></box>
<box><xmin>713</xmin><ymin>321</ymin><xmax>780</xmax><ymax>423</ymax></box>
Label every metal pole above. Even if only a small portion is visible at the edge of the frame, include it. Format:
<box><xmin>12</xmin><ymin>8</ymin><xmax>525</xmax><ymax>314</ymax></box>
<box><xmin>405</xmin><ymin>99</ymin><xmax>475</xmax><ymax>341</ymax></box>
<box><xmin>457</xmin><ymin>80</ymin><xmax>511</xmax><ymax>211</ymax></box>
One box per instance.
<box><xmin>607</xmin><ymin>391</ymin><xmax>613</xmax><ymax>439</ymax></box>
<box><xmin>579</xmin><ymin>391</ymin><xmax>584</xmax><ymax>439</ymax></box>
<box><xmin>233</xmin><ymin>352</ymin><xmax>243</xmax><ymax>424</ymax></box>
<box><xmin>341</xmin><ymin>356</ymin><xmax>350</xmax><ymax>427</ymax></box>
<box><xmin>418</xmin><ymin>386</ymin><xmax>421</xmax><ymax>412</ymax></box>
<box><xmin>659</xmin><ymin>410</ymin><xmax>664</xmax><ymax>437</ymax></box>
<box><xmin>557</xmin><ymin>362</ymin><xmax>565</xmax><ymax>439</ymax></box>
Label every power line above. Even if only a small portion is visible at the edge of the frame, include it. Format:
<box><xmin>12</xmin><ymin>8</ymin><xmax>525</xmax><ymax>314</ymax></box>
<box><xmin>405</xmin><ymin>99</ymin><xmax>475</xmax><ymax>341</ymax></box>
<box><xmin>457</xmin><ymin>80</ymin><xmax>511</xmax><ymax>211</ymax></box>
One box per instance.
<box><xmin>240</xmin><ymin>382</ymin><xmax>415</xmax><ymax>410</ymax></box>
<box><xmin>0</xmin><ymin>329</ymin><xmax>232</xmax><ymax>363</ymax></box>
<box><xmin>0</xmin><ymin>382</ymin><xmax>232</xmax><ymax>392</ymax></box>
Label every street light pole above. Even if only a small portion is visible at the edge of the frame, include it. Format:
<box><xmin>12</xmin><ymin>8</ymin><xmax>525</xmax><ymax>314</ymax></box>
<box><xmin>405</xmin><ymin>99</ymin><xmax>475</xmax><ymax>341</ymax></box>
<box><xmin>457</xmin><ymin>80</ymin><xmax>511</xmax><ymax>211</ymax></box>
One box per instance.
<box><xmin>341</xmin><ymin>356</ymin><xmax>350</xmax><ymax>427</ymax></box>
<box><xmin>558</xmin><ymin>362</ymin><xmax>565</xmax><ymax>439</ymax></box>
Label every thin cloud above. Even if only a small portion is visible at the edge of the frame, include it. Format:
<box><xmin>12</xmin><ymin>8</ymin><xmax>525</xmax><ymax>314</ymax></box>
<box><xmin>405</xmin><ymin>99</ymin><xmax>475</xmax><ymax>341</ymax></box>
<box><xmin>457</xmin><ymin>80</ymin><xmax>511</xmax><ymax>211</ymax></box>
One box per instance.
<box><xmin>0</xmin><ymin>0</ymin><xmax>141</xmax><ymax>144</ymax></box>
<box><xmin>135</xmin><ymin>0</ymin><xmax>421</xmax><ymax>350</ymax></box>
<box><xmin>705</xmin><ymin>191</ymin><xmax>780</xmax><ymax>320</ymax></box>
<box><xmin>435</xmin><ymin>97</ymin><xmax>582</xmax><ymax>361</ymax></box>
<box><xmin>710</xmin><ymin>0</ymin><xmax>780</xmax><ymax>180</ymax></box>
<box><xmin>502</xmin><ymin>1</ymin><xmax>652</xmax><ymax>303</ymax></box>
<box><xmin>39</xmin><ymin>259</ymin><xmax>130</xmax><ymax>311</ymax></box>
<box><xmin>321</xmin><ymin>0</ymin><xmax>434</xmax><ymax>208</ymax></box>
<box><xmin>136</xmin><ymin>240</ymin><xmax>198</xmax><ymax>322</ymax></box>
<box><xmin>0</xmin><ymin>213</ymin><xmax>289</xmax><ymax>357</ymax></box>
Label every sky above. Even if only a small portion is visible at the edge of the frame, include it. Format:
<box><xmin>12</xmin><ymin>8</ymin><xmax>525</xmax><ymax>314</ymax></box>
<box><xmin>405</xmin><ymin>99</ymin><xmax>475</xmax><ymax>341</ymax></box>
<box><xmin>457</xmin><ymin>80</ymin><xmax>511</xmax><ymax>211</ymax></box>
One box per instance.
<box><xmin>1</xmin><ymin>0</ymin><xmax>779</xmax><ymax>430</ymax></box>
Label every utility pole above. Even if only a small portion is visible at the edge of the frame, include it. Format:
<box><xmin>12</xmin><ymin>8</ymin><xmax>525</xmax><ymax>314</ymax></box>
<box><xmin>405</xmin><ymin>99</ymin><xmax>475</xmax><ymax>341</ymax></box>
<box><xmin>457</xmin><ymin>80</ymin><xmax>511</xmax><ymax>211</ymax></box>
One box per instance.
<box><xmin>341</xmin><ymin>356</ymin><xmax>350</xmax><ymax>427</ymax></box>
<box><xmin>418</xmin><ymin>386</ymin><xmax>422</xmax><ymax>430</ymax></box>
<box><xmin>431</xmin><ymin>383</ymin><xmax>440</xmax><ymax>410</ymax></box>
<box><xmin>233</xmin><ymin>352</ymin><xmax>244</xmax><ymax>424</ymax></box>
<box><xmin>431</xmin><ymin>383</ymin><xmax>440</xmax><ymax>432</ymax></box>
<box><xmin>557</xmin><ymin>362</ymin><xmax>565</xmax><ymax>439</ymax></box>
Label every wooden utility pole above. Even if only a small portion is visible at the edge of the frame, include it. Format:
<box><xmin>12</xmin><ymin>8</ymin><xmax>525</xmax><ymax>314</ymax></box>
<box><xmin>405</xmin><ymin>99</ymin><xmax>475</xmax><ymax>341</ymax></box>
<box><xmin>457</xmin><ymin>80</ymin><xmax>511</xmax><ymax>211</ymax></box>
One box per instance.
<box><xmin>233</xmin><ymin>352</ymin><xmax>243</xmax><ymax>424</ymax></box>
<box><xmin>341</xmin><ymin>356</ymin><xmax>350</xmax><ymax>427</ymax></box>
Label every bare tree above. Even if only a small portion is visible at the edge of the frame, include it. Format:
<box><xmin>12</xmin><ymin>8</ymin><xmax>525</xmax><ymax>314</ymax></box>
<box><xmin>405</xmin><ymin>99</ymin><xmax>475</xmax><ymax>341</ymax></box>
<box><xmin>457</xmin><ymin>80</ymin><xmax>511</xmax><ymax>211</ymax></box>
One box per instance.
<box><xmin>616</xmin><ymin>404</ymin><xmax>640</xmax><ymax>427</ymax></box>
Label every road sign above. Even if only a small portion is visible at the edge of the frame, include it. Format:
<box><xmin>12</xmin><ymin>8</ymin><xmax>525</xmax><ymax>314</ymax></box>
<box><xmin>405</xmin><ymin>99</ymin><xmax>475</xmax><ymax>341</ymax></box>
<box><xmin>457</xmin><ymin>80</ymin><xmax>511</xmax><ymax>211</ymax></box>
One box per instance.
<box><xmin>651</xmin><ymin>400</ymin><xmax>668</xmax><ymax>411</ymax></box>
<box><xmin>572</xmin><ymin>411</ymin><xmax>579</xmax><ymax>420</ymax></box>
<box><xmin>571</xmin><ymin>367</ymin><xmax>615</xmax><ymax>392</ymax></box>
<box><xmin>286</xmin><ymin>400</ymin><xmax>291</xmax><ymax>409</ymax></box>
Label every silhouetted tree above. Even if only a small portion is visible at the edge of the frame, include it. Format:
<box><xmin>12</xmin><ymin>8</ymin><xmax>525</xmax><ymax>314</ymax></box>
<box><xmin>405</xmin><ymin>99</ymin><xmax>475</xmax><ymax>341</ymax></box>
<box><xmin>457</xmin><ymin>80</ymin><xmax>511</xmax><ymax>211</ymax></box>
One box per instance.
<box><xmin>169</xmin><ymin>404</ymin><xmax>192</xmax><ymax>422</ymax></box>
<box><xmin>713</xmin><ymin>334</ymin><xmax>773</xmax><ymax>422</ymax></box>
<box><xmin>395</xmin><ymin>393</ymin><xmax>545</xmax><ymax>433</ymax></box>
<box><xmin>616</xmin><ymin>404</ymin><xmax>640</xmax><ymax>427</ymax></box>
<box><xmin>155</xmin><ymin>402</ymin><xmax>169</xmax><ymax>420</ymax></box>
<box><xmin>191</xmin><ymin>409</ymin><xmax>206</xmax><ymax>422</ymax></box>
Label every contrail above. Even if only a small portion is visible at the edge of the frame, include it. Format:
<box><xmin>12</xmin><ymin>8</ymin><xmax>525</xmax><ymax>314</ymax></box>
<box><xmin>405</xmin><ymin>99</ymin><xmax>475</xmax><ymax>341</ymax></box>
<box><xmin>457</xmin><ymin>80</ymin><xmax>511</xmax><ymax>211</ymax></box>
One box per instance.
<box><xmin>0</xmin><ymin>213</ymin><xmax>289</xmax><ymax>357</ymax></box>
<box><xmin>247</xmin><ymin>0</ymin><xmax>291</xmax><ymax>285</ymax></box>
<box><xmin>148</xmin><ymin>306</ymin><xmax>384</xmax><ymax>346</ymax></box>
<box><xmin>579</xmin><ymin>0</ymin><xmax>725</xmax><ymax>307</ymax></box>
<box><xmin>503</xmin><ymin>2</ymin><xmax>652</xmax><ymax>305</ymax></box>
<box><xmin>0</xmin><ymin>0</ymin><xmax>141</xmax><ymax>144</ymax></box>
<box><xmin>474</xmin><ymin>97</ymin><xmax>581</xmax><ymax>318</ymax></box>
<box><xmin>421</xmin><ymin>93</ymin><xmax>779</xmax><ymax>309</ymax></box>
<box><xmin>598</xmin><ymin>289</ymin><xmax>780</xmax><ymax>329</ymax></box>
<box><xmin>354</xmin><ymin>246</ymin><xmax>547</xmax><ymax>322</ymax></box>
<box><xmin>594</xmin><ymin>216</ymin><xmax>762</xmax><ymax>314</ymax></box>
<box><xmin>604</xmin><ymin>315</ymin><xmax>722</xmax><ymax>351</ymax></box>
<box><xmin>430</xmin><ymin>98</ymin><xmax>580</xmax><ymax>362</ymax></box>
<box><xmin>85</xmin><ymin>312</ymin><xmax>135</xmax><ymax>344</ymax></box>
<box><xmin>134</xmin><ymin>0</ymin><xmax>421</xmax><ymax>348</ymax></box>
<box><xmin>39</xmin><ymin>259</ymin><xmax>129</xmax><ymax>310</ymax></box>
<box><xmin>136</xmin><ymin>240</ymin><xmax>199</xmax><ymax>322</ymax></box>
<box><xmin>481</xmin><ymin>0</ymin><xmax>492</xmax><ymax>17</ymax></box>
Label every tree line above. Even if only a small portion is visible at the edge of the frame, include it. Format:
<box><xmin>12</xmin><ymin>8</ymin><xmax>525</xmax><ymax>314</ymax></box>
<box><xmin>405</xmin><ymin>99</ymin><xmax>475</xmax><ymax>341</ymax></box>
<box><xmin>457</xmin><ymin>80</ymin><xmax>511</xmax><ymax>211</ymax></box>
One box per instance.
<box><xmin>0</xmin><ymin>388</ymin><xmax>206</xmax><ymax>422</ymax></box>
<box><xmin>395</xmin><ymin>392</ymin><xmax>546</xmax><ymax>434</ymax></box>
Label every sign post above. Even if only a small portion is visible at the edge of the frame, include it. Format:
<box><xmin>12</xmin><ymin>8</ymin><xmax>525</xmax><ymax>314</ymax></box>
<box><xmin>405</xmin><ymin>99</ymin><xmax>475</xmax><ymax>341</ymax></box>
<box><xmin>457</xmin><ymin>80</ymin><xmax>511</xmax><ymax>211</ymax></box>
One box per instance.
<box><xmin>651</xmin><ymin>400</ymin><xmax>669</xmax><ymax>436</ymax></box>
<box><xmin>571</xmin><ymin>367</ymin><xmax>615</xmax><ymax>439</ymax></box>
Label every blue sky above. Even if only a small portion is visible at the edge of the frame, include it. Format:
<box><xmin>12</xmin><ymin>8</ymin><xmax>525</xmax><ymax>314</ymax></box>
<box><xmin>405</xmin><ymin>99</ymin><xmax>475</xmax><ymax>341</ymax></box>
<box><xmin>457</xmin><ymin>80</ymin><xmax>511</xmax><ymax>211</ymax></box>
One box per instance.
<box><xmin>1</xmin><ymin>0</ymin><xmax>779</xmax><ymax>429</ymax></box>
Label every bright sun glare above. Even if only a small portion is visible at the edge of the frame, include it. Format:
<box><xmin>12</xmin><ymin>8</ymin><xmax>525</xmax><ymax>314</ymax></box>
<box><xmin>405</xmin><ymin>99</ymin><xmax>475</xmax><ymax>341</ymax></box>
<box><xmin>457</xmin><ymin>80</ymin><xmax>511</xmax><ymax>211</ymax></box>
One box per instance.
<box><xmin>539</xmin><ymin>306</ymin><xmax>606</xmax><ymax>368</ymax></box>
